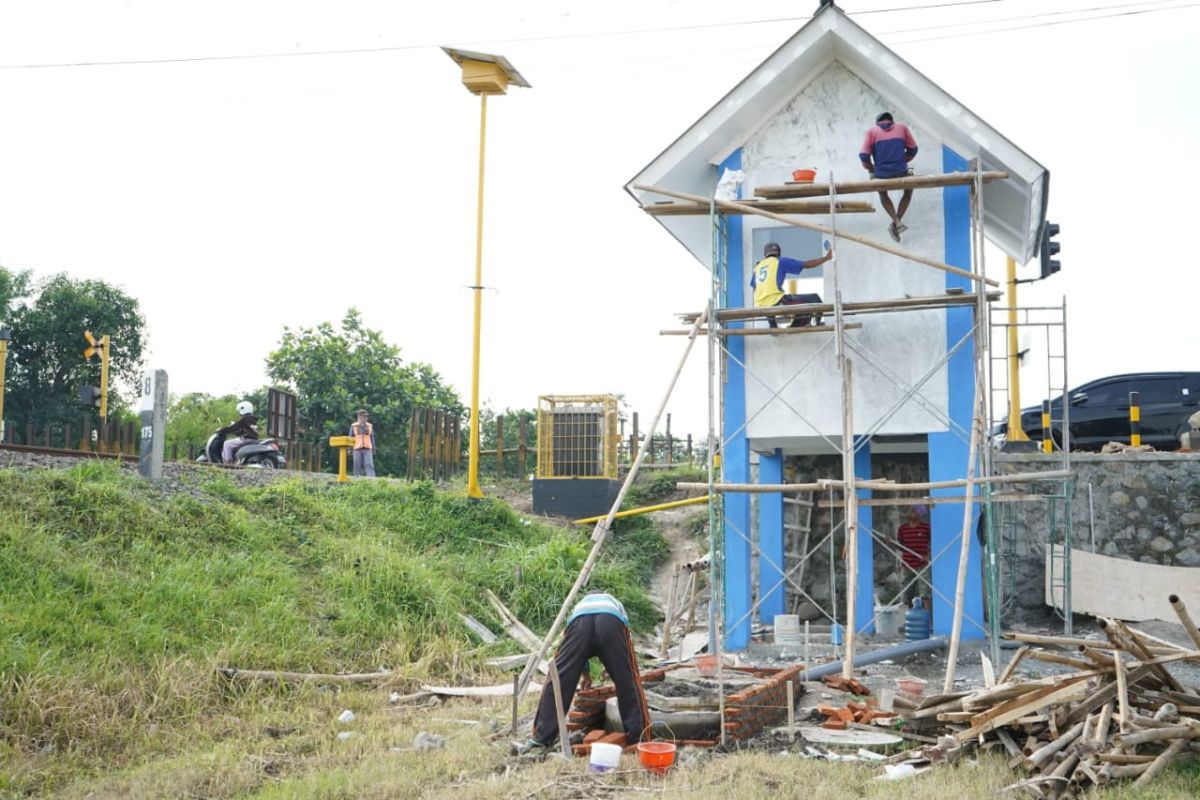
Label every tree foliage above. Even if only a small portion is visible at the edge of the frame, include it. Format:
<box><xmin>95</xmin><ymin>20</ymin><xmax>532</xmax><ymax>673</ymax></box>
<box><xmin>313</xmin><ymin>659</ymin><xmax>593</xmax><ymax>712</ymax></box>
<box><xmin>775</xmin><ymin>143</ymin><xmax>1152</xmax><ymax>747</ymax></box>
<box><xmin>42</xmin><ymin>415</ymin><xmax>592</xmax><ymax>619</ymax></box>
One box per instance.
<box><xmin>266</xmin><ymin>309</ymin><xmax>462</xmax><ymax>475</ymax></box>
<box><xmin>0</xmin><ymin>265</ymin><xmax>31</xmax><ymax>326</ymax></box>
<box><xmin>165</xmin><ymin>392</ymin><xmax>240</xmax><ymax>454</ymax></box>
<box><xmin>3</xmin><ymin>274</ymin><xmax>146</xmax><ymax>429</ymax></box>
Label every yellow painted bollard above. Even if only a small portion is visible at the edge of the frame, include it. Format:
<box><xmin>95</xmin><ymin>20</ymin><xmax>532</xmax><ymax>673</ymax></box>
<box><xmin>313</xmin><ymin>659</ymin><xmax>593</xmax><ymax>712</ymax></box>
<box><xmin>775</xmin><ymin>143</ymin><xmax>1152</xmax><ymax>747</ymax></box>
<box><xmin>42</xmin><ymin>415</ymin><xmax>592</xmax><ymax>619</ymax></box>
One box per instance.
<box><xmin>328</xmin><ymin>435</ymin><xmax>355</xmax><ymax>483</ymax></box>
<box><xmin>1129</xmin><ymin>391</ymin><xmax>1141</xmax><ymax>447</ymax></box>
<box><xmin>1041</xmin><ymin>400</ymin><xmax>1052</xmax><ymax>454</ymax></box>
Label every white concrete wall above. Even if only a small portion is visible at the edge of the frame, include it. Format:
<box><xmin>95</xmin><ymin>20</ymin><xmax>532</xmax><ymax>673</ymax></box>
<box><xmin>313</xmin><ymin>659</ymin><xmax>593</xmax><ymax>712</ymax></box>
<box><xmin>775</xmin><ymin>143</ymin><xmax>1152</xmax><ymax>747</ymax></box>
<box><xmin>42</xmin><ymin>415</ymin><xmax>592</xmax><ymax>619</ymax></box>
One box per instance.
<box><xmin>741</xmin><ymin>62</ymin><xmax>953</xmax><ymax>454</ymax></box>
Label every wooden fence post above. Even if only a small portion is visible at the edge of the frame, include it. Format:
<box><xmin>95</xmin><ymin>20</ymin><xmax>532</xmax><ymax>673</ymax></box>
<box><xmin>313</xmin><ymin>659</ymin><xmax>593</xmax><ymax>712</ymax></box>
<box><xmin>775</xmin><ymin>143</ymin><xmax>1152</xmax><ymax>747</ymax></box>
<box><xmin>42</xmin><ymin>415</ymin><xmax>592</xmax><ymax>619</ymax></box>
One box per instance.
<box><xmin>518</xmin><ymin>415</ymin><xmax>528</xmax><ymax>479</ymax></box>
<box><xmin>631</xmin><ymin>412</ymin><xmax>639</xmax><ymax>466</ymax></box>
<box><xmin>496</xmin><ymin>414</ymin><xmax>505</xmax><ymax>479</ymax></box>
<box><xmin>666</xmin><ymin>413</ymin><xmax>673</xmax><ymax>465</ymax></box>
<box><xmin>443</xmin><ymin>412</ymin><xmax>454</xmax><ymax>481</ymax></box>
<box><xmin>452</xmin><ymin>416</ymin><xmax>462</xmax><ymax>471</ymax></box>
<box><xmin>422</xmin><ymin>409</ymin><xmax>433</xmax><ymax>480</ymax></box>
<box><xmin>687</xmin><ymin>434</ymin><xmax>693</xmax><ymax>462</ymax></box>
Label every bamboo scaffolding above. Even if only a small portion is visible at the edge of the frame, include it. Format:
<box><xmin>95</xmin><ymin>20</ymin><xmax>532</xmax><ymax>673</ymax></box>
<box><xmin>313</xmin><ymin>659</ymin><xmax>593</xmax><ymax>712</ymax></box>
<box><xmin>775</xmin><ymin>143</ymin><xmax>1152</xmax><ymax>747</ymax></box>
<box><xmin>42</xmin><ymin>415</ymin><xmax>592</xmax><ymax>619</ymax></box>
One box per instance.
<box><xmin>633</xmin><ymin>182</ymin><xmax>1000</xmax><ymax>287</ymax></box>
<box><xmin>752</xmin><ymin>170</ymin><xmax>1009</xmax><ymax>199</ymax></box>
<box><xmin>677</xmin><ymin>291</ymin><xmax>1001</xmax><ymax>324</ymax></box>
<box><xmin>659</xmin><ymin>323</ymin><xmax>863</xmax><ymax>336</ymax></box>
<box><xmin>642</xmin><ymin>199</ymin><xmax>874</xmax><ymax>216</ymax></box>
<box><xmin>677</xmin><ymin>469</ymin><xmax>1073</xmax><ymax>494</ymax></box>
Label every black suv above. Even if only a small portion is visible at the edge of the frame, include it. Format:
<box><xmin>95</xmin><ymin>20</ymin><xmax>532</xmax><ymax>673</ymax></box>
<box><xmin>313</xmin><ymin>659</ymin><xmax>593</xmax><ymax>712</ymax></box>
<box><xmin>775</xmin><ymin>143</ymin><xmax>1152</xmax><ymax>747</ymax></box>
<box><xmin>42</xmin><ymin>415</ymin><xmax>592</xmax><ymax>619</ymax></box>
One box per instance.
<box><xmin>1002</xmin><ymin>372</ymin><xmax>1200</xmax><ymax>451</ymax></box>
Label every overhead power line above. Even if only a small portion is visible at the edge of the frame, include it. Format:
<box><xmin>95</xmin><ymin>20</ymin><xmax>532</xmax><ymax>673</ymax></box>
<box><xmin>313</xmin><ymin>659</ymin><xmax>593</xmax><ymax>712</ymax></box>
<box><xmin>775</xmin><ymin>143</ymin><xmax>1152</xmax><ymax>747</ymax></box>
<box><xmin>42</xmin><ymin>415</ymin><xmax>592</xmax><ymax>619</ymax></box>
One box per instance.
<box><xmin>0</xmin><ymin>0</ymin><xmax>1192</xmax><ymax>71</ymax></box>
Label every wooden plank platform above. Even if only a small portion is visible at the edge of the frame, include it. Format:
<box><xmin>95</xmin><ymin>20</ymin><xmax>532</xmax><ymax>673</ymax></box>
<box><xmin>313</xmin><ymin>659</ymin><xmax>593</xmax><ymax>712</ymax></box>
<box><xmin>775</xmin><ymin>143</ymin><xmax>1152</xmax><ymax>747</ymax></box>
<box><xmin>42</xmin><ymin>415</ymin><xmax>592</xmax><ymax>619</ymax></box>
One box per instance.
<box><xmin>660</xmin><ymin>322</ymin><xmax>863</xmax><ymax>336</ymax></box>
<box><xmin>642</xmin><ymin>199</ymin><xmax>874</xmax><ymax>216</ymax></box>
<box><xmin>753</xmin><ymin>170</ymin><xmax>1008</xmax><ymax>200</ymax></box>
<box><xmin>677</xmin><ymin>291</ymin><xmax>1001</xmax><ymax>324</ymax></box>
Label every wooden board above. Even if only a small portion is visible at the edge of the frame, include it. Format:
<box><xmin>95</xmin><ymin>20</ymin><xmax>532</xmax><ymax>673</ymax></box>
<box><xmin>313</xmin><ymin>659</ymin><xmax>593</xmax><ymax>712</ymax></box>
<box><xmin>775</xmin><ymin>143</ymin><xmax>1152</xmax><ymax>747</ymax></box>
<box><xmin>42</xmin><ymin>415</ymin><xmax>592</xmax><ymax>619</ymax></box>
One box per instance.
<box><xmin>643</xmin><ymin>199</ymin><xmax>875</xmax><ymax>216</ymax></box>
<box><xmin>753</xmin><ymin>170</ymin><xmax>1008</xmax><ymax>200</ymax></box>
<box><xmin>1045</xmin><ymin>545</ymin><xmax>1200</xmax><ymax>624</ymax></box>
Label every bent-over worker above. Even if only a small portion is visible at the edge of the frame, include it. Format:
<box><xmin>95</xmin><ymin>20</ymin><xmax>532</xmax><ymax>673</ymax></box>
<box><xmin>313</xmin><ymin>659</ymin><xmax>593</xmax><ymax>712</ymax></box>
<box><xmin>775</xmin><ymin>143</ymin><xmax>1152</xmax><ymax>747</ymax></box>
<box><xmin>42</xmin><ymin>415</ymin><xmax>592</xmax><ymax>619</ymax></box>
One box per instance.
<box><xmin>750</xmin><ymin>241</ymin><xmax>833</xmax><ymax>329</ymax></box>
<box><xmin>520</xmin><ymin>591</ymin><xmax>651</xmax><ymax>754</ymax></box>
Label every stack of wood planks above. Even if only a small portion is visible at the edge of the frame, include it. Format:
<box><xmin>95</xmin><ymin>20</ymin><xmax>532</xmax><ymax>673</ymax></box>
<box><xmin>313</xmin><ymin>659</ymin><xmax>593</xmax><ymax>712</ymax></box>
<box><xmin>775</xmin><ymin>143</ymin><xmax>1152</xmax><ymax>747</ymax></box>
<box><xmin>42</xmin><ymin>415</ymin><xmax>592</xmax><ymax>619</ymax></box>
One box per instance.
<box><xmin>888</xmin><ymin>594</ymin><xmax>1200</xmax><ymax>797</ymax></box>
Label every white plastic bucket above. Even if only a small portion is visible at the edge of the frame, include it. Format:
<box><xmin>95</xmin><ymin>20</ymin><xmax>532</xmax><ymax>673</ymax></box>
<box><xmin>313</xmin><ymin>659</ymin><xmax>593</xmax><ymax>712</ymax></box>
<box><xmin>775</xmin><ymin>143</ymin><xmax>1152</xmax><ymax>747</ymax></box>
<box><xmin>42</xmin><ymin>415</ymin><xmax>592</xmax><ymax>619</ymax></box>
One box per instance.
<box><xmin>590</xmin><ymin>742</ymin><xmax>622</xmax><ymax>772</ymax></box>
<box><xmin>876</xmin><ymin>605</ymin><xmax>904</xmax><ymax>639</ymax></box>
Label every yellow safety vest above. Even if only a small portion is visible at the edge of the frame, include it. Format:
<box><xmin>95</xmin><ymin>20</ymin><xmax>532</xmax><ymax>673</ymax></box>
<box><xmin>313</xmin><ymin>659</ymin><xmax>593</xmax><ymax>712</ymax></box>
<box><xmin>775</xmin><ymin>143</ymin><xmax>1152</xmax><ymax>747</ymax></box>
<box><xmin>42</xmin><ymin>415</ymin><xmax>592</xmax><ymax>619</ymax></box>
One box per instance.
<box><xmin>352</xmin><ymin>421</ymin><xmax>374</xmax><ymax>450</ymax></box>
<box><xmin>753</xmin><ymin>256</ymin><xmax>785</xmax><ymax>308</ymax></box>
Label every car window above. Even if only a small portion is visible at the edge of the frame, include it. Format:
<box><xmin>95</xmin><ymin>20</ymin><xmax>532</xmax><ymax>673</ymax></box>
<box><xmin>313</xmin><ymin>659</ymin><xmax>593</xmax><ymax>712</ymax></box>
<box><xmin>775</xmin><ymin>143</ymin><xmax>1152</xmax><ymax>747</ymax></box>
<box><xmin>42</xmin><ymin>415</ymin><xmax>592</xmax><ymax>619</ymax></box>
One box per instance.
<box><xmin>1132</xmin><ymin>376</ymin><xmax>1181</xmax><ymax>404</ymax></box>
<box><xmin>1079</xmin><ymin>379</ymin><xmax>1132</xmax><ymax>405</ymax></box>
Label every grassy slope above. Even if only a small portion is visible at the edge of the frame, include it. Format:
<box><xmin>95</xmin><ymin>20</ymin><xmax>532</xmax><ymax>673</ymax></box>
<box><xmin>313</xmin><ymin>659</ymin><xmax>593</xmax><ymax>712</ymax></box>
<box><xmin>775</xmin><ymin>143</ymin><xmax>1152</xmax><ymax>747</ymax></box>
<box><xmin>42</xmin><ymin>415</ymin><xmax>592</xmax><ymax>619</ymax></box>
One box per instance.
<box><xmin>0</xmin><ymin>462</ymin><xmax>666</xmax><ymax>796</ymax></box>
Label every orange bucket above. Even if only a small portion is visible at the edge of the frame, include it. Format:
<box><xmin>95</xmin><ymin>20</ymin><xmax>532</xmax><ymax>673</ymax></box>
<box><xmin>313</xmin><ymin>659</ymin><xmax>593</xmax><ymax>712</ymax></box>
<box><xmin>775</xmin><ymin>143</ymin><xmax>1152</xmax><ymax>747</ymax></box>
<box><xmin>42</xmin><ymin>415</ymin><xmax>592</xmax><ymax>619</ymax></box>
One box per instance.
<box><xmin>637</xmin><ymin>741</ymin><xmax>677</xmax><ymax>774</ymax></box>
<box><xmin>791</xmin><ymin>168</ymin><xmax>817</xmax><ymax>183</ymax></box>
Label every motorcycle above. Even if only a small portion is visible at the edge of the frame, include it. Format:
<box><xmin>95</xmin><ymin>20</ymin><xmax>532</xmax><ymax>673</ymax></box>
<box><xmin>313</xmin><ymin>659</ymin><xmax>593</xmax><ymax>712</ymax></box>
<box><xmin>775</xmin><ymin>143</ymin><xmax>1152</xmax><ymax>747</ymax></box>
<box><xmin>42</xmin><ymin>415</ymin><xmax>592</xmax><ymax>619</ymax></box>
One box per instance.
<box><xmin>196</xmin><ymin>431</ymin><xmax>287</xmax><ymax>469</ymax></box>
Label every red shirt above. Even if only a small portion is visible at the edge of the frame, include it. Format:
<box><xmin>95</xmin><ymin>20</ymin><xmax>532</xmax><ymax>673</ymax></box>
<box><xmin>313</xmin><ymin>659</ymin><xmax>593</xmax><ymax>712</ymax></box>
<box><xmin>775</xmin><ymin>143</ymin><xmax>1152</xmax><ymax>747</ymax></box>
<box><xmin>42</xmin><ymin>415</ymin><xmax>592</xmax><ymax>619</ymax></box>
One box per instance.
<box><xmin>897</xmin><ymin>522</ymin><xmax>931</xmax><ymax>569</ymax></box>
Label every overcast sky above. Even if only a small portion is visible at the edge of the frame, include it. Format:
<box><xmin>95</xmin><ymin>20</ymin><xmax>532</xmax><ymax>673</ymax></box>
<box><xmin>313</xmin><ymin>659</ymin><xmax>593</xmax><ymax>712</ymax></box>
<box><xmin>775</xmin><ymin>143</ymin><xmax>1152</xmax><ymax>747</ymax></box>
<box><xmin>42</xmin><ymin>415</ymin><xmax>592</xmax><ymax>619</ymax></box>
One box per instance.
<box><xmin>0</xmin><ymin>0</ymin><xmax>1196</xmax><ymax>436</ymax></box>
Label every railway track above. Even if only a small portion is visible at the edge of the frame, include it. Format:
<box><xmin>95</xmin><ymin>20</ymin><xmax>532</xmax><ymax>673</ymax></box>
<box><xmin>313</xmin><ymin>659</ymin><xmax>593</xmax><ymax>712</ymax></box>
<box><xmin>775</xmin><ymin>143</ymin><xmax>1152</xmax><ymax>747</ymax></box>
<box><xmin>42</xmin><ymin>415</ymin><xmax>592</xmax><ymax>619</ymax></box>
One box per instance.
<box><xmin>0</xmin><ymin>441</ymin><xmax>140</xmax><ymax>463</ymax></box>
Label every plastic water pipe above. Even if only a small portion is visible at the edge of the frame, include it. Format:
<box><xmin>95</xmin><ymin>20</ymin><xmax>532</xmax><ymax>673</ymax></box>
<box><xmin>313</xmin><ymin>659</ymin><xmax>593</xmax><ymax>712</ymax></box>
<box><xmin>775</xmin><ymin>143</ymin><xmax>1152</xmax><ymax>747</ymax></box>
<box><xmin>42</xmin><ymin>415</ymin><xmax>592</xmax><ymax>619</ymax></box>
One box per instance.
<box><xmin>798</xmin><ymin>636</ymin><xmax>948</xmax><ymax>681</ymax></box>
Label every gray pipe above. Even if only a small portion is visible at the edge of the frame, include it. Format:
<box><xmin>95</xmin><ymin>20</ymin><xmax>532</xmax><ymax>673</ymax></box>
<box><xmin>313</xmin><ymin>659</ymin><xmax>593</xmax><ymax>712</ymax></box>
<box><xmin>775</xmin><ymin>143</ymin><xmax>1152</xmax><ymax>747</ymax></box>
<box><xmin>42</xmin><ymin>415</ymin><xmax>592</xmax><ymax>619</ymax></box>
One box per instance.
<box><xmin>799</xmin><ymin>636</ymin><xmax>948</xmax><ymax>681</ymax></box>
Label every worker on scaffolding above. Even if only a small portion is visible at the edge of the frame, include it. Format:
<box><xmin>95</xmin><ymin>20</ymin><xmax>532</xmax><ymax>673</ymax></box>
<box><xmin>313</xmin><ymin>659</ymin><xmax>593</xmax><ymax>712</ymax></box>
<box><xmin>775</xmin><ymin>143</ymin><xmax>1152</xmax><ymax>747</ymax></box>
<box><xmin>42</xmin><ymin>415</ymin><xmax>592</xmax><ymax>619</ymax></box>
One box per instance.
<box><xmin>860</xmin><ymin>111</ymin><xmax>919</xmax><ymax>243</ymax></box>
<box><xmin>516</xmin><ymin>591</ymin><xmax>651</xmax><ymax>755</ymax></box>
<box><xmin>750</xmin><ymin>241</ymin><xmax>833</xmax><ymax>329</ymax></box>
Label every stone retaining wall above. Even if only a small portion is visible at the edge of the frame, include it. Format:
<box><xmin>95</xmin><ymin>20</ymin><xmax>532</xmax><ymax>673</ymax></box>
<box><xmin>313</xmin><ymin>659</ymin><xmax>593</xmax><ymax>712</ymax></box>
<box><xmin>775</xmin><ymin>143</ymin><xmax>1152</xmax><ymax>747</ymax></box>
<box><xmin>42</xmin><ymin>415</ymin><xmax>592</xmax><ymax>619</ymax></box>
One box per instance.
<box><xmin>994</xmin><ymin>452</ymin><xmax>1200</xmax><ymax>619</ymax></box>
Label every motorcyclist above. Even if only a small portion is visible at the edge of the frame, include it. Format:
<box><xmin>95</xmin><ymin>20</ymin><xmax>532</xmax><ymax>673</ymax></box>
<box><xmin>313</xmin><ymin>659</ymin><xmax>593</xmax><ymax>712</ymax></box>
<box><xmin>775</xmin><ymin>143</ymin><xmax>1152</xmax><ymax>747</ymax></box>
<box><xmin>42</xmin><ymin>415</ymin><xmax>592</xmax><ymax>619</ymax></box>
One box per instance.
<box><xmin>219</xmin><ymin>401</ymin><xmax>260</xmax><ymax>464</ymax></box>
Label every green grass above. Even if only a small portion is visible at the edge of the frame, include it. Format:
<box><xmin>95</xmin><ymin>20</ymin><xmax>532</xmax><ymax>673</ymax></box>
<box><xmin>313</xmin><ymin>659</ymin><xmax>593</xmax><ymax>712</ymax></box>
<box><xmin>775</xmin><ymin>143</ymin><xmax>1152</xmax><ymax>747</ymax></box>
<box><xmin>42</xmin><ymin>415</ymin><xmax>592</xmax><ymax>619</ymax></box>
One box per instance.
<box><xmin>0</xmin><ymin>462</ymin><xmax>666</xmax><ymax>796</ymax></box>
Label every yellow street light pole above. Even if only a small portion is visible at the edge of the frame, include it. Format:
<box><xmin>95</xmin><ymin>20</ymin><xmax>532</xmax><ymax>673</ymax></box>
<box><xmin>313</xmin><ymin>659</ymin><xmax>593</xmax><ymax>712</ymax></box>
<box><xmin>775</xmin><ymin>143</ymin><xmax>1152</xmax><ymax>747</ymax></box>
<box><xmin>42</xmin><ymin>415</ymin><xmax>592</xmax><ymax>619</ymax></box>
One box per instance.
<box><xmin>1005</xmin><ymin>257</ymin><xmax>1030</xmax><ymax>442</ymax></box>
<box><xmin>442</xmin><ymin>47</ymin><xmax>530</xmax><ymax>500</ymax></box>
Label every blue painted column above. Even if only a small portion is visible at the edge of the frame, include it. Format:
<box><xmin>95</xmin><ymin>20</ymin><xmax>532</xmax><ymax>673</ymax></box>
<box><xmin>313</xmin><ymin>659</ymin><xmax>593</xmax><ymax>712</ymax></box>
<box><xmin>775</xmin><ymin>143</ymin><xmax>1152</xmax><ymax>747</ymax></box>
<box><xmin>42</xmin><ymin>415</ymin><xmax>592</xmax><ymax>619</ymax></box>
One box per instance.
<box><xmin>719</xmin><ymin>149</ymin><xmax>752</xmax><ymax>650</ymax></box>
<box><xmin>758</xmin><ymin>448</ymin><xmax>785</xmax><ymax>621</ymax></box>
<box><xmin>853</xmin><ymin>438</ymin><xmax>875</xmax><ymax>635</ymax></box>
<box><xmin>929</xmin><ymin>146</ymin><xmax>984</xmax><ymax>639</ymax></box>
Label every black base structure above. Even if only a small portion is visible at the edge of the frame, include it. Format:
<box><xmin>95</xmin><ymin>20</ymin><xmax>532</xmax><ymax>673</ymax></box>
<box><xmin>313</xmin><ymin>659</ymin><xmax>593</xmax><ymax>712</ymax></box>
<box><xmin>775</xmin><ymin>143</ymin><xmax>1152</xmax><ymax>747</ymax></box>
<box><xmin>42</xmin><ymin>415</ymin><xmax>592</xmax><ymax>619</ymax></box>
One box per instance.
<box><xmin>532</xmin><ymin>478</ymin><xmax>620</xmax><ymax>518</ymax></box>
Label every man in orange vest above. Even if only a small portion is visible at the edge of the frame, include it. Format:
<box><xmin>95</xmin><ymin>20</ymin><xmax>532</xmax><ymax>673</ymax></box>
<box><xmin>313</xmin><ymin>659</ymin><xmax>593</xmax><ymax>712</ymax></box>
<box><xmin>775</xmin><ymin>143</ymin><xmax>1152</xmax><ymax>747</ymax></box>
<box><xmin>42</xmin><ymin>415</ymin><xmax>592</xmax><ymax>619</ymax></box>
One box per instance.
<box><xmin>350</xmin><ymin>408</ymin><xmax>376</xmax><ymax>477</ymax></box>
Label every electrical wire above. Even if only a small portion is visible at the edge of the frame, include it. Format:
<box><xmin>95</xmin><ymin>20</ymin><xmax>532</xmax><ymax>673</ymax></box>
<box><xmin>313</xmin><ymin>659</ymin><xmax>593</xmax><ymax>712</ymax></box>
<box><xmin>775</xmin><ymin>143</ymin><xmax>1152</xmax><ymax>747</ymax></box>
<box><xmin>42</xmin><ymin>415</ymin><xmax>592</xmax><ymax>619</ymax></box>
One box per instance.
<box><xmin>0</xmin><ymin>0</ymin><xmax>1192</xmax><ymax>71</ymax></box>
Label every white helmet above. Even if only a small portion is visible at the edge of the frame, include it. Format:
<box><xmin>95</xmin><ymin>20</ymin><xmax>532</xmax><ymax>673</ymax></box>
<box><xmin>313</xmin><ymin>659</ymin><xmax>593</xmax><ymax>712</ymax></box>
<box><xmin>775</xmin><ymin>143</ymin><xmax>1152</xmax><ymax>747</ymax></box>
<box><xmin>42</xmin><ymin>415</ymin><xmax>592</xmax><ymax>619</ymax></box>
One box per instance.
<box><xmin>236</xmin><ymin>401</ymin><xmax>254</xmax><ymax>416</ymax></box>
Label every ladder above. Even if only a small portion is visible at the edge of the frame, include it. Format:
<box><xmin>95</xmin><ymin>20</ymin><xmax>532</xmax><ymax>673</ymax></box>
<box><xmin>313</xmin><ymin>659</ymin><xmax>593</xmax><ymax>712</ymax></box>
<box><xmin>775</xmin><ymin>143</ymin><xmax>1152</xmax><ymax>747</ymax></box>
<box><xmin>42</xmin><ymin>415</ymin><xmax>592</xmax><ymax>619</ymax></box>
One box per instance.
<box><xmin>784</xmin><ymin>492</ymin><xmax>815</xmax><ymax>615</ymax></box>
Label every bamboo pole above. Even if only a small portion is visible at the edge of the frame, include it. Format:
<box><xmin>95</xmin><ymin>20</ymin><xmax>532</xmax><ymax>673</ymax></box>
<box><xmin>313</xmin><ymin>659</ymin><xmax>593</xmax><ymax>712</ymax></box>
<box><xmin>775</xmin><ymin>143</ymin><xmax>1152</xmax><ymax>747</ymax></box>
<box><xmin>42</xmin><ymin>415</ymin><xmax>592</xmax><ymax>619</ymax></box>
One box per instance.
<box><xmin>677</xmin><ymin>469</ymin><xmax>1072</xmax><ymax>494</ymax></box>
<box><xmin>642</xmin><ymin>198</ymin><xmax>875</xmax><ymax>216</ymax></box>
<box><xmin>752</xmin><ymin>170</ymin><xmax>1009</xmax><ymax>200</ymax></box>
<box><xmin>943</xmin><ymin>377</ymin><xmax>984</xmax><ymax>693</ymax></box>
<box><xmin>1169</xmin><ymin>594</ymin><xmax>1200</xmax><ymax>651</ymax></box>
<box><xmin>1133</xmin><ymin>737</ymin><xmax>1191</xmax><ymax>788</ymax></box>
<box><xmin>217</xmin><ymin>667</ymin><xmax>392</xmax><ymax>684</ymax></box>
<box><xmin>547</xmin><ymin>658</ymin><xmax>572</xmax><ymax>759</ymax></box>
<box><xmin>660</xmin><ymin>323</ymin><xmax>863</xmax><ymax>336</ymax></box>
<box><xmin>679</xmin><ymin>290</ymin><xmax>999</xmax><ymax>324</ymax></box>
<box><xmin>515</xmin><ymin>308</ymin><xmax>708</xmax><ymax>697</ymax></box>
<box><xmin>632</xmin><ymin>183</ymin><xmax>999</xmax><ymax>287</ymax></box>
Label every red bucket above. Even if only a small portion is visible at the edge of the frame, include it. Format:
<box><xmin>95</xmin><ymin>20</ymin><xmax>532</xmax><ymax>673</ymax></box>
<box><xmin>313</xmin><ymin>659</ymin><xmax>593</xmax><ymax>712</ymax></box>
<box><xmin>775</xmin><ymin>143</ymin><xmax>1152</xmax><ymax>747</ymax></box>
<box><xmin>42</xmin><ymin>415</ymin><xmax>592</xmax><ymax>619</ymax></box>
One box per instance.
<box><xmin>791</xmin><ymin>168</ymin><xmax>817</xmax><ymax>183</ymax></box>
<box><xmin>637</xmin><ymin>741</ymin><xmax>677</xmax><ymax>775</ymax></box>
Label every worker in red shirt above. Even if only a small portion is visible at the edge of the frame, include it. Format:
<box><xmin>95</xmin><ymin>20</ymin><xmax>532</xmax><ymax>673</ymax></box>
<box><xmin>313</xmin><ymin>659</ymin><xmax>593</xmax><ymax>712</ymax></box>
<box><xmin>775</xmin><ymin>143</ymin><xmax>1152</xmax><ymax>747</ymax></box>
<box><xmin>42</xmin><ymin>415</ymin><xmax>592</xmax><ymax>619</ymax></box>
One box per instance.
<box><xmin>897</xmin><ymin>504</ymin><xmax>931</xmax><ymax>609</ymax></box>
<box><xmin>860</xmin><ymin>112</ymin><xmax>919</xmax><ymax>242</ymax></box>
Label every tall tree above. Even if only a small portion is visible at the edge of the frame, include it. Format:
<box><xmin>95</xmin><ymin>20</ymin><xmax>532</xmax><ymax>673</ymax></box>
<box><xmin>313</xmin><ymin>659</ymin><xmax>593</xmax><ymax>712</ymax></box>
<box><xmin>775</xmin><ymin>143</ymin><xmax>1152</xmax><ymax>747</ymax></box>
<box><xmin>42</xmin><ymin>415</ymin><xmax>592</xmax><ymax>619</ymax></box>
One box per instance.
<box><xmin>4</xmin><ymin>274</ymin><xmax>146</xmax><ymax>429</ymax></box>
<box><xmin>266</xmin><ymin>309</ymin><xmax>461</xmax><ymax>475</ymax></box>
<box><xmin>0</xmin><ymin>266</ymin><xmax>31</xmax><ymax>324</ymax></box>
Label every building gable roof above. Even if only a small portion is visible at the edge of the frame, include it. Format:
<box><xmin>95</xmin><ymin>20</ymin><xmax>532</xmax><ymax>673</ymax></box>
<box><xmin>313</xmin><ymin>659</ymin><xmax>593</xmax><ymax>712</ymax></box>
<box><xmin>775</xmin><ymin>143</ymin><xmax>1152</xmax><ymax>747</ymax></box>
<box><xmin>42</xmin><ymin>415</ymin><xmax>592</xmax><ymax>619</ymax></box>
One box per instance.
<box><xmin>627</xmin><ymin>3</ymin><xmax>1048</xmax><ymax>265</ymax></box>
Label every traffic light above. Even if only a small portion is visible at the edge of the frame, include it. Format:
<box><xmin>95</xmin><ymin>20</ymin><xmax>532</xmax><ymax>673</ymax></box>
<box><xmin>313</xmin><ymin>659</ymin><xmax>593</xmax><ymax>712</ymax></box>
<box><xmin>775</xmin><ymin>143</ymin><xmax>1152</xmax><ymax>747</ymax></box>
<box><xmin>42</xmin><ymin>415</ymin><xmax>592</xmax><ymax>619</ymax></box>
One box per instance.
<box><xmin>79</xmin><ymin>385</ymin><xmax>102</xmax><ymax>407</ymax></box>
<box><xmin>1039</xmin><ymin>221</ymin><xmax>1061</xmax><ymax>279</ymax></box>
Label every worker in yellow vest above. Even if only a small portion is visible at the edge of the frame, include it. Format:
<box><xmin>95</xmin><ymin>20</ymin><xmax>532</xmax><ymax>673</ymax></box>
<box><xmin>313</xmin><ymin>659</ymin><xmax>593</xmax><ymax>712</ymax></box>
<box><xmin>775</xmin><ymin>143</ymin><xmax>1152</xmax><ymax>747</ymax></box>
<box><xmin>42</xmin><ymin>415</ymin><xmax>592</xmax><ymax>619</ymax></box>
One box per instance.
<box><xmin>750</xmin><ymin>241</ymin><xmax>833</xmax><ymax>328</ymax></box>
<box><xmin>350</xmin><ymin>408</ymin><xmax>376</xmax><ymax>477</ymax></box>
